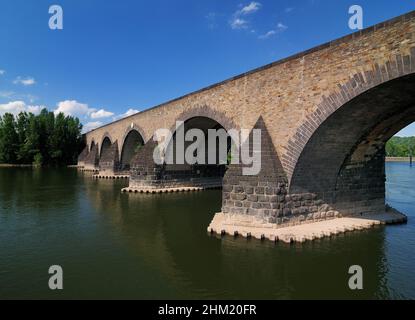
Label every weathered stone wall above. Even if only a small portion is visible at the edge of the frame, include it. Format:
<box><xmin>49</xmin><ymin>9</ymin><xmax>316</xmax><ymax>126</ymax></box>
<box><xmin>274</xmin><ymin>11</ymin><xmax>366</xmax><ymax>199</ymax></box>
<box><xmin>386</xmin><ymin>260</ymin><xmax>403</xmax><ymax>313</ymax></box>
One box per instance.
<box><xmin>84</xmin><ymin>11</ymin><xmax>415</xmax><ymax>184</ymax></box>
<box><xmin>82</xmin><ymin>11</ymin><xmax>415</xmax><ymax>223</ymax></box>
<box><xmin>129</xmin><ymin>140</ymin><xmax>224</xmax><ymax>190</ymax></box>
<box><xmin>77</xmin><ymin>146</ymin><xmax>89</xmax><ymax>167</ymax></box>
<box><xmin>221</xmin><ymin>118</ymin><xmax>341</xmax><ymax>228</ymax></box>
<box><xmin>334</xmin><ymin>147</ymin><xmax>386</xmax><ymax>216</ymax></box>
<box><xmin>84</xmin><ymin>143</ymin><xmax>99</xmax><ymax>171</ymax></box>
<box><xmin>99</xmin><ymin>142</ymin><xmax>120</xmax><ymax>174</ymax></box>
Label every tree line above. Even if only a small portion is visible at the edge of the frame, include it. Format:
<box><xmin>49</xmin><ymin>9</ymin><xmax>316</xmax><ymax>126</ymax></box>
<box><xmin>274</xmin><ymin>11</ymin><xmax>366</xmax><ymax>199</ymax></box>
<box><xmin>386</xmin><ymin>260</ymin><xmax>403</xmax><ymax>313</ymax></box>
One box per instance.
<box><xmin>386</xmin><ymin>136</ymin><xmax>415</xmax><ymax>157</ymax></box>
<box><xmin>0</xmin><ymin>109</ymin><xmax>84</xmax><ymax>166</ymax></box>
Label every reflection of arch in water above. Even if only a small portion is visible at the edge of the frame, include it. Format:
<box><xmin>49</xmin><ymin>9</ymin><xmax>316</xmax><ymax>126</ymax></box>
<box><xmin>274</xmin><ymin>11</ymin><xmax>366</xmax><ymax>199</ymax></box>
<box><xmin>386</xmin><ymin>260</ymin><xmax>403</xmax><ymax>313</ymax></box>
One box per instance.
<box><xmin>158</xmin><ymin>197</ymin><xmax>389</xmax><ymax>299</ymax></box>
<box><xmin>83</xmin><ymin>176</ymin><xmax>389</xmax><ymax>299</ymax></box>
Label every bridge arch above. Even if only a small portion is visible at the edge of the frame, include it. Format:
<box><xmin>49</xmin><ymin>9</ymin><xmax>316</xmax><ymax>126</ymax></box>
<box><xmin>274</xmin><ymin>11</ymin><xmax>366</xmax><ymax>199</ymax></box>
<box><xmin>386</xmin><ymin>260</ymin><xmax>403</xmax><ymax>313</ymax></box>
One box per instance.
<box><xmin>120</xmin><ymin>128</ymin><xmax>145</xmax><ymax>170</ymax></box>
<box><xmin>171</xmin><ymin>105</ymin><xmax>238</xmax><ymax>133</ymax></box>
<box><xmin>100</xmin><ymin>134</ymin><xmax>113</xmax><ymax>158</ymax></box>
<box><xmin>163</xmin><ymin>108</ymin><xmax>237</xmax><ymax>180</ymax></box>
<box><xmin>289</xmin><ymin>61</ymin><xmax>415</xmax><ymax>214</ymax></box>
<box><xmin>285</xmin><ymin>55</ymin><xmax>415</xmax><ymax>184</ymax></box>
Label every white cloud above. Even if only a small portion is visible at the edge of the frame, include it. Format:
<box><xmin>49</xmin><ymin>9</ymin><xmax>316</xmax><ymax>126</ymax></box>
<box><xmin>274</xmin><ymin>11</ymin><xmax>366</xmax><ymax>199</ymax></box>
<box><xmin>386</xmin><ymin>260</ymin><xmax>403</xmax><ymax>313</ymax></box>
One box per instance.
<box><xmin>114</xmin><ymin>108</ymin><xmax>140</xmax><ymax>120</ymax></box>
<box><xmin>285</xmin><ymin>7</ymin><xmax>294</xmax><ymax>13</ymax></box>
<box><xmin>258</xmin><ymin>22</ymin><xmax>288</xmax><ymax>39</ymax></box>
<box><xmin>54</xmin><ymin>100</ymin><xmax>116</xmax><ymax>122</ymax></box>
<box><xmin>27</xmin><ymin>105</ymin><xmax>43</xmax><ymax>114</ymax></box>
<box><xmin>0</xmin><ymin>98</ymin><xmax>121</xmax><ymax>134</ymax></box>
<box><xmin>0</xmin><ymin>92</ymin><xmax>39</xmax><ymax>104</ymax></box>
<box><xmin>123</xmin><ymin>108</ymin><xmax>140</xmax><ymax>117</ymax></box>
<box><xmin>0</xmin><ymin>101</ymin><xmax>26</xmax><ymax>115</ymax></box>
<box><xmin>90</xmin><ymin>109</ymin><xmax>114</xmax><ymax>119</ymax></box>
<box><xmin>230</xmin><ymin>2</ymin><xmax>261</xmax><ymax>30</ymax></box>
<box><xmin>54</xmin><ymin>100</ymin><xmax>94</xmax><ymax>118</ymax></box>
<box><xmin>83</xmin><ymin>121</ymin><xmax>103</xmax><ymax>133</ymax></box>
<box><xmin>259</xmin><ymin>30</ymin><xmax>276</xmax><ymax>39</ymax></box>
<box><xmin>230</xmin><ymin>18</ymin><xmax>248</xmax><ymax>29</ymax></box>
<box><xmin>0</xmin><ymin>91</ymin><xmax>15</xmax><ymax>98</ymax></box>
<box><xmin>0</xmin><ymin>100</ymin><xmax>45</xmax><ymax>116</ymax></box>
<box><xmin>239</xmin><ymin>2</ymin><xmax>261</xmax><ymax>15</ymax></box>
<box><xmin>83</xmin><ymin>108</ymin><xmax>139</xmax><ymax>132</ymax></box>
<box><xmin>0</xmin><ymin>70</ymin><xmax>5</xmax><ymax>75</ymax></box>
<box><xmin>13</xmin><ymin>76</ymin><xmax>36</xmax><ymax>86</ymax></box>
<box><xmin>277</xmin><ymin>22</ymin><xmax>288</xmax><ymax>31</ymax></box>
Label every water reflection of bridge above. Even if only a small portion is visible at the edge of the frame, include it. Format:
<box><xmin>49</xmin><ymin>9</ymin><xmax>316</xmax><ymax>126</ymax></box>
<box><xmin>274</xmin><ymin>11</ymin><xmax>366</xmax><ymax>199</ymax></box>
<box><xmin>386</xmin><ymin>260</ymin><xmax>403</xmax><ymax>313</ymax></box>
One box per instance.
<box><xmin>82</xmin><ymin>173</ymin><xmax>391</xmax><ymax>299</ymax></box>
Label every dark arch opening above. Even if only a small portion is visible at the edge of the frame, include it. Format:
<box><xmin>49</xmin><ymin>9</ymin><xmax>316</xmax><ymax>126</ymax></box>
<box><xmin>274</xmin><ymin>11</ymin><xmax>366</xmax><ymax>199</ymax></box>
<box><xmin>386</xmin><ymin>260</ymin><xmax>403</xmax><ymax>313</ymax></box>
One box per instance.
<box><xmin>165</xmin><ymin>116</ymin><xmax>232</xmax><ymax>179</ymax></box>
<box><xmin>100</xmin><ymin>137</ymin><xmax>112</xmax><ymax>159</ymax></box>
<box><xmin>290</xmin><ymin>73</ymin><xmax>415</xmax><ymax>215</ymax></box>
<box><xmin>90</xmin><ymin>141</ymin><xmax>96</xmax><ymax>152</ymax></box>
<box><xmin>120</xmin><ymin>130</ymin><xmax>144</xmax><ymax>170</ymax></box>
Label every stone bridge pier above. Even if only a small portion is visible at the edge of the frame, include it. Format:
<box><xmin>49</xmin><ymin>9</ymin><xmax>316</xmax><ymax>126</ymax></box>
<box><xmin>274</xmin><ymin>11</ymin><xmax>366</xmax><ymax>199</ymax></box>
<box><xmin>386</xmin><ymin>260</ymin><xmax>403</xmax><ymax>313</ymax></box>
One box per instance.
<box><xmin>79</xmin><ymin>11</ymin><xmax>415</xmax><ymax>238</ymax></box>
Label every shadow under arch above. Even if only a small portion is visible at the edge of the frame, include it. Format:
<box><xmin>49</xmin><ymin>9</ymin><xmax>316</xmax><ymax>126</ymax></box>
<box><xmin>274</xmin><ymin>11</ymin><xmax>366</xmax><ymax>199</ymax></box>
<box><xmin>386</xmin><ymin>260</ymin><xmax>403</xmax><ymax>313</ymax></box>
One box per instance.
<box><xmin>290</xmin><ymin>73</ymin><xmax>415</xmax><ymax>215</ymax></box>
<box><xmin>164</xmin><ymin>115</ymin><xmax>234</xmax><ymax>179</ymax></box>
<box><xmin>126</xmin><ymin>107</ymin><xmax>239</xmax><ymax>191</ymax></box>
<box><xmin>120</xmin><ymin>128</ymin><xmax>145</xmax><ymax>171</ymax></box>
<box><xmin>90</xmin><ymin>140</ymin><xmax>96</xmax><ymax>152</ymax></box>
<box><xmin>100</xmin><ymin>135</ymin><xmax>112</xmax><ymax>158</ymax></box>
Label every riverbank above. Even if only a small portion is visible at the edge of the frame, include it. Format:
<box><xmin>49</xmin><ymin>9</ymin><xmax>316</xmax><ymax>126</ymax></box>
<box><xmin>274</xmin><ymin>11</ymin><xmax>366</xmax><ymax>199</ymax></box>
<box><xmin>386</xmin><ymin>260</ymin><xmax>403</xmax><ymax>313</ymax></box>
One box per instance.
<box><xmin>0</xmin><ymin>164</ymin><xmax>34</xmax><ymax>167</ymax></box>
<box><xmin>0</xmin><ymin>164</ymin><xmax>77</xmax><ymax>168</ymax></box>
<box><xmin>386</xmin><ymin>157</ymin><xmax>413</xmax><ymax>162</ymax></box>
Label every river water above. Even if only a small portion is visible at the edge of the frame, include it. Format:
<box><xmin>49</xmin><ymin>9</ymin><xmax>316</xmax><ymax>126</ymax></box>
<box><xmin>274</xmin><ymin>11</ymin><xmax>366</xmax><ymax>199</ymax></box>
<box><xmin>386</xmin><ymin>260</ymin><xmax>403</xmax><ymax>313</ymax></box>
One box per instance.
<box><xmin>0</xmin><ymin>162</ymin><xmax>414</xmax><ymax>299</ymax></box>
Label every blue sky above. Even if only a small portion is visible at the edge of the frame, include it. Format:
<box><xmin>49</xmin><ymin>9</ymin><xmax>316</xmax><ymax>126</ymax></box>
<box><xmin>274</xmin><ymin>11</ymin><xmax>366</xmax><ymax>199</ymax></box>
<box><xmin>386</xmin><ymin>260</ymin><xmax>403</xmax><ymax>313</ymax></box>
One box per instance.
<box><xmin>0</xmin><ymin>0</ymin><xmax>414</xmax><ymax>135</ymax></box>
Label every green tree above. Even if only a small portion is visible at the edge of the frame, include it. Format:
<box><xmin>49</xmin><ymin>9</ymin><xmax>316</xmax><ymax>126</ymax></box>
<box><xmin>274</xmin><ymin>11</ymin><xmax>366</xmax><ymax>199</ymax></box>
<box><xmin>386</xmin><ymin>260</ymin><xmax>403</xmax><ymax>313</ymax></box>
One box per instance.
<box><xmin>15</xmin><ymin>112</ymin><xmax>31</xmax><ymax>163</ymax></box>
<box><xmin>0</xmin><ymin>110</ymin><xmax>83</xmax><ymax>166</ymax></box>
<box><xmin>0</xmin><ymin>113</ymin><xmax>19</xmax><ymax>163</ymax></box>
<box><xmin>22</xmin><ymin>113</ymin><xmax>41</xmax><ymax>164</ymax></box>
<box><xmin>49</xmin><ymin>112</ymin><xmax>65</xmax><ymax>164</ymax></box>
<box><xmin>386</xmin><ymin>136</ymin><xmax>415</xmax><ymax>157</ymax></box>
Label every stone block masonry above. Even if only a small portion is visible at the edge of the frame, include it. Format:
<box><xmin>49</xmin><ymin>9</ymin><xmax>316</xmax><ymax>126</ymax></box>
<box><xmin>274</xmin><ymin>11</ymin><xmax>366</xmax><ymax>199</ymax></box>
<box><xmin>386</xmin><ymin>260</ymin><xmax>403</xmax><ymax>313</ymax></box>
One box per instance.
<box><xmin>83</xmin><ymin>143</ymin><xmax>99</xmax><ymax>171</ymax></box>
<box><xmin>219</xmin><ymin>117</ymin><xmax>343</xmax><ymax>229</ymax></box>
<box><xmin>83</xmin><ymin>11</ymin><xmax>415</xmax><ymax>183</ymax></box>
<box><xmin>79</xmin><ymin>11</ymin><xmax>415</xmax><ymax>237</ymax></box>
<box><xmin>99</xmin><ymin>141</ymin><xmax>120</xmax><ymax>175</ymax></box>
<box><xmin>77</xmin><ymin>146</ymin><xmax>88</xmax><ymax>168</ymax></box>
<box><xmin>127</xmin><ymin>140</ymin><xmax>224</xmax><ymax>192</ymax></box>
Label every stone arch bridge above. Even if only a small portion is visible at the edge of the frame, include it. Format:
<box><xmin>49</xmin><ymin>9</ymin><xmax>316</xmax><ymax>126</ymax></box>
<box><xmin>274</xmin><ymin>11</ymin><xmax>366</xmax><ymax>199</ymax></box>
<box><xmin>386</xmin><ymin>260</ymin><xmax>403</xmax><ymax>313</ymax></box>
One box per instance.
<box><xmin>79</xmin><ymin>11</ymin><xmax>415</xmax><ymax>234</ymax></box>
